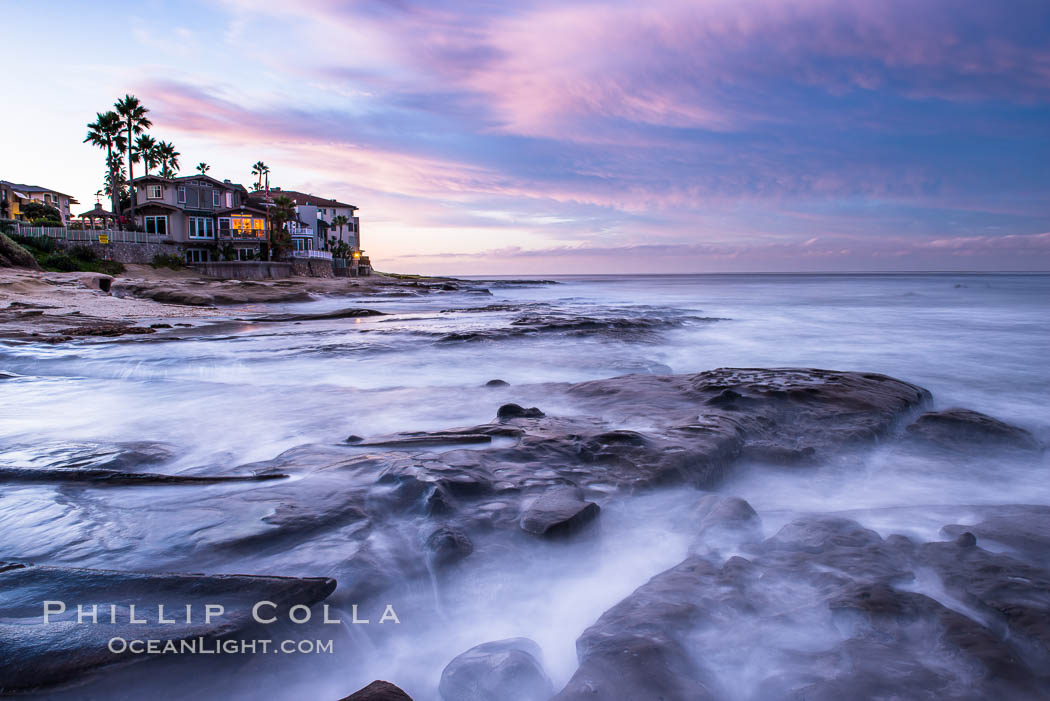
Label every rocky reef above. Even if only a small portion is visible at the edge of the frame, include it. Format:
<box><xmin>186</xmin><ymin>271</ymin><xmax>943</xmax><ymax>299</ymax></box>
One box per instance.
<box><xmin>0</xmin><ymin>367</ymin><xmax>1045</xmax><ymax>699</ymax></box>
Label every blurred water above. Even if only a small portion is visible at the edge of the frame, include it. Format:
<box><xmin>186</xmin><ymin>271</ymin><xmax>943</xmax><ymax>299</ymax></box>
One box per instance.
<box><xmin>1</xmin><ymin>272</ymin><xmax>1048</xmax><ymax>700</ymax></box>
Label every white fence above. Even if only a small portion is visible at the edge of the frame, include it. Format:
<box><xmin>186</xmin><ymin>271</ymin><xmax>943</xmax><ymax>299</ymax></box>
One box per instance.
<box><xmin>290</xmin><ymin>249</ymin><xmax>333</xmax><ymax>260</ymax></box>
<box><xmin>14</xmin><ymin>225</ymin><xmax>151</xmax><ymax>244</ymax></box>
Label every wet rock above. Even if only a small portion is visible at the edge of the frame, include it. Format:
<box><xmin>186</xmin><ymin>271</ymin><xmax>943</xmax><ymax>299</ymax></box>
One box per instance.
<box><xmin>497</xmin><ymin>403</ymin><xmax>545</xmax><ymax>420</ymax></box>
<box><xmin>439</xmin><ymin>638</ymin><xmax>553</xmax><ymax>701</ymax></box>
<box><xmin>0</xmin><ymin>466</ymin><xmax>284</xmax><ymax>486</ymax></box>
<box><xmin>339</xmin><ymin>680</ymin><xmax>414</xmax><ymax>700</ymax></box>
<box><xmin>693</xmin><ymin>494</ymin><xmax>762</xmax><ymax>544</ymax></box>
<box><xmin>253</xmin><ymin>308</ymin><xmax>385</xmax><ymax>323</ymax></box>
<box><xmin>906</xmin><ymin>408</ymin><xmax>1042</xmax><ymax>452</ymax></box>
<box><xmin>519</xmin><ymin>486</ymin><xmax>599</xmax><ymax>537</ymax></box>
<box><xmin>551</xmin><ymin>556</ymin><xmax>722</xmax><ymax>701</ymax></box>
<box><xmin>0</xmin><ymin>563</ymin><xmax>336</xmax><ymax>692</ymax></box>
<box><xmin>485</xmin><ymin>379</ymin><xmax>510</xmax><ymax>387</ymax></box>
<box><xmin>425</xmin><ymin>526</ymin><xmax>474</xmax><ymax>568</ymax></box>
<box><xmin>941</xmin><ymin>505</ymin><xmax>1050</xmax><ymax>563</ymax></box>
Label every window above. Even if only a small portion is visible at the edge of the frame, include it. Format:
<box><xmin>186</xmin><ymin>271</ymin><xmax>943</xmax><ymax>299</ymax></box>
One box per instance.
<box><xmin>176</xmin><ymin>186</ymin><xmax>186</xmax><ymax>204</ymax></box>
<box><xmin>185</xmin><ymin>249</ymin><xmax>209</xmax><ymax>264</ymax></box>
<box><xmin>144</xmin><ymin>215</ymin><xmax>168</xmax><ymax>235</ymax></box>
<box><xmin>188</xmin><ymin>217</ymin><xmax>215</xmax><ymax>239</ymax></box>
<box><xmin>213</xmin><ymin>191</ymin><xmax>221</xmax><ymax>207</ymax></box>
<box><xmin>225</xmin><ymin>192</ymin><xmax>233</xmax><ymax>208</ymax></box>
<box><xmin>236</xmin><ymin>247</ymin><xmax>256</xmax><ymax>261</ymax></box>
<box><xmin>218</xmin><ymin>217</ymin><xmax>231</xmax><ymax>236</ymax></box>
<box><xmin>147</xmin><ymin>185</ymin><xmax>162</xmax><ymax>199</ymax></box>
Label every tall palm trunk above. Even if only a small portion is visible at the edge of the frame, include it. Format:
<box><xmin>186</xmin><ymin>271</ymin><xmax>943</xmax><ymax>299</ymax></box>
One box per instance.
<box><xmin>126</xmin><ymin>119</ymin><xmax>135</xmax><ymax>215</ymax></box>
<box><xmin>107</xmin><ymin>144</ymin><xmax>118</xmax><ymax>218</ymax></box>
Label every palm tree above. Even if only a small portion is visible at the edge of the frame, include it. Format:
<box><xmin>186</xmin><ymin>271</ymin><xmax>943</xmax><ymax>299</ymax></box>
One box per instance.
<box><xmin>330</xmin><ymin>214</ymin><xmax>349</xmax><ymax>251</ymax></box>
<box><xmin>84</xmin><ymin>111</ymin><xmax>126</xmax><ymax>217</ymax></box>
<box><xmin>134</xmin><ymin>134</ymin><xmax>158</xmax><ymax>177</ymax></box>
<box><xmin>115</xmin><ymin>95</ymin><xmax>152</xmax><ymax>214</ymax></box>
<box><xmin>251</xmin><ymin>161</ymin><xmax>269</xmax><ymax>191</ymax></box>
<box><xmin>157</xmin><ymin>141</ymin><xmax>180</xmax><ymax>178</ymax></box>
<box><xmin>196</xmin><ymin>162</ymin><xmax>210</xmax><ymax>176</ymax></box>
<box><xmin>268</xmin><ymin>195</ymin><xmax>296</xmax><ymax>261</ymax></box>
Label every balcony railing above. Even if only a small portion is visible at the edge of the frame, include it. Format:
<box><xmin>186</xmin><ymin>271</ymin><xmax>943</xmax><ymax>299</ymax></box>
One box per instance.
<box><xmin>14</xmin><ymin>225</ymin><xmax>152</xmax><ymax>243</ymax></box>
<box><xmin>290</xmin><ymin>249</ymin><xmax>332</xmax><ymax>260</ymax></box>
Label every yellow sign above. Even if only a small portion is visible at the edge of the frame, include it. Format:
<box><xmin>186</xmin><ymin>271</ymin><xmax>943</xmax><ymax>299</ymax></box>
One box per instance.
<box><xmin>99</xmin><ymin>234</ymin><xmax>110</xmax><ymax>244</ymax></box>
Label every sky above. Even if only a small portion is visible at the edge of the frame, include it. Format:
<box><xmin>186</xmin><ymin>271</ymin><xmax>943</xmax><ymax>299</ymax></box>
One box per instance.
<box><xmin>1</xmin><ymin>0</ymin><xmax>1049</xmax><ymax>274</ymax></box>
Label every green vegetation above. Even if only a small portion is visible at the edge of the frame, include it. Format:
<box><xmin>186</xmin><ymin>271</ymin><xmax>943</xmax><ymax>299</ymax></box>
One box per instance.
<box><xmin>9</xmin><ymin>233</ymin><xmax>126</xmax><ymax>275</ymax></box>
<box><xmin>150</xmin><ymin>253</ymin><xmax>186</xmax><ymax>270</ymax></box>
<box><xmin>21</xmin><ymin>201</ymin><xmax>63</xmax><ymax>227</ymax></box>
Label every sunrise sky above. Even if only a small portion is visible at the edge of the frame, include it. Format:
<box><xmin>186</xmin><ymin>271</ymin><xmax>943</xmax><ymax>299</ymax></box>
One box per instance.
<box><xmin>2</xmin><ymin>0</ymin><xmax>1048</xmax><ymax>273</ymax></box>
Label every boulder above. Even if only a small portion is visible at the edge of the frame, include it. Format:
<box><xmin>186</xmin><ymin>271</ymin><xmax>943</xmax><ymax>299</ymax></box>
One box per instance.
<box><xmin>497</xmin><ymin>403</ymin><xmax>545</xmax><ymax>420</ymax></box>
<box><xmin>0</xmin><ymin>562</ymin><xmax>336</xmax><ymax>692</ymax></box>
<box><xmin>425</xmin><ymin>525</ymin><xmax>474</xmax><ymax>568</ymax></box>
<box><xmin>339</xmin><ymin>680</ymin><xmax>414</xmax><ymax>700</ymax></box>
<box><xmin>0</xmin><ymin>231</ymin><xmax>40</xmax><ymax>269</ymax></box>
<box><xmin>519</xmin><ymin>486</ymin><xmax>599</xmax><ymax>537</ymax></box>
<box><xmin>485</xmin><ymin>379</ymin><xmax>510</xmax><ymax>387</ymax></box>
<box><xmin>906</xmin><ymin>408</ymin><xmax>1042</xmax><ymax>452</ymax></box>
<box><xmin>439</xmin><ymin>638</ymin><xmax>553</xmax><ymax>701</ymax></box>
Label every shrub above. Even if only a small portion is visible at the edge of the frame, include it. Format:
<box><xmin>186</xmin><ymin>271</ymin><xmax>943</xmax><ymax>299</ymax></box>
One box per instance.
<box><xmin>30</xmin><ymin>218</ymin><xmax>63</xmax><ymax>228</ymax></box>
<box><xmin>151</xmin><ymin>253</ymin><xmax>185</xmax><ymax>270</ymax></box>
<box><xmin>68</xmin><ymin>244</ymin><xmax>99</xmax><ymax>262</ymax></box>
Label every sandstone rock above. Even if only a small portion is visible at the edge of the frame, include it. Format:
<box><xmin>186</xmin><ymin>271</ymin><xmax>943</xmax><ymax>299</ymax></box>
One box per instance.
<box><xmin>0</xmin><ymin>231</ymin><xmax>40</xmax><ymax>269</ymax></box>
<box><xmin>519</xmin><ymin>486</ymin><xmax>599</xmax><ymax>537</ymax></box>
<box><xmin>439</xmin><ymin>638</ymin><xmax>553</xmax><ymax>701</ymax></box>
<box><xmin>425</xmin><ymin>525</ymin><xmax>474</xmax><ymax>568</ymax></box>
<box><xmin>0</xmin><ymin>563</ymin><xmax>336</xmax><ymax>692</ymax></box>
<box><xmin>906</xmin><ymin>408</ymin><xmax>1042</xmax><ymax>452</ymax></box>
<box><xmin>339</xmin><ymin>680</ymin><xmax>414</xmax><ymax>701</ymax></box>
<box><xmin>497</xmin><ymin>403</ymin><xmax>545</xmax><ymax>420</ymax></box>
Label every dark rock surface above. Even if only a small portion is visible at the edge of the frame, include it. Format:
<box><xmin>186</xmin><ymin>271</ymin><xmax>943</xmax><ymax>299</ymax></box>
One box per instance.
<box><xmin>519</xmin><ymin>486</ymin><xmax>600</xmax><ymax>537</ymax></box>
<box><xmin>0</xmin><ymin>563</ymin><xmax>336</xmax><ymax>692</ymax></box>
<box><xmin>0</xmin><ymin>231</ymin><xmax>41</xmax><ymax>269</ymax></box>
<box><xmin>425</xmin><ymin>525</ymin><xmax>474</xmax><ymax>568</ymax></box>
<box><xmin>252</xmin><ymin>308</ymin><xmax>386</xmax><ymax>323</ymax></box>
<box><xmin>552</xmin><ymin>508</ymin><xmax>1050</xmax><ymax>701</ymax></box>
<box><xmin>338</xmin><ymin>680</ymin><xmax>414</xmax><ymax>700</ymax></box>
<box><xmin>497</xmin><ymin>403</ymin><xmax>545</xmax><ymax>420</ymax></box>
<box><xmin>906</xmin><ymin>408</ymin><xmax>1042</xmax><ymax>452</ymax></box>
<box><xmin>485</xmin><ymin>379</ymin><xmax>510</xmax><ymax>387</ymax></box>
<box><xmin>439</xmin><ymin>638</ymin><xmax>553</xmax><ymax>701</ymax></box>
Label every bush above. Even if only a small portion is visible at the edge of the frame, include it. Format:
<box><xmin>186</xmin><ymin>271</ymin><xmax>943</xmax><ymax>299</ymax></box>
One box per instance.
<box><xmin>69</xmin><ymin>244</ymin><xmax>99</xmax><ymax>262</ymax></box>
<box><xmin>8</xmin><ymin>235</ymin><xmax>124</xmax><ymax>275</ymax></box>
<box><xmin>31</xmin><ymin>218</ymin><xmax>63</xmax><ymax>228</ymax></box>
<box><xmin>151</xmin><ymin>253</ymin><xmax>185</xmax><ymax>270</ymax></box>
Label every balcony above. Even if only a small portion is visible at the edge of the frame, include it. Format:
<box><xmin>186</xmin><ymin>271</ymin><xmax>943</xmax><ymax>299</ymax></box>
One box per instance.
<box><xmin>290</xmin><ymin>249</ymin><xmax>332</xmax><ymax>260</ymax></box>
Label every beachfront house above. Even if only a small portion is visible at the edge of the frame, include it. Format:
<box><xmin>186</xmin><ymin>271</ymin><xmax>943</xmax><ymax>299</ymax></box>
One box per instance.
<box><xmin>130</xmin><ymin>174</ymin><xmax>270</xmax><ymax>262</ymax></box>
<box><xmin>247</xmin><ymin>188</ymin><xmax>360</xmax><ymax>252</ymax></box>
<box><xmin>0</xmin><ymin>180</ymin><xmax>80</xmax><ymax>225</ymax></box>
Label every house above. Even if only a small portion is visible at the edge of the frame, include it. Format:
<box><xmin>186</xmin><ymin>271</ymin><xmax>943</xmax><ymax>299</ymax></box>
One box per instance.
<box><xmin>247</xmin><ymin>188</ymin><xmax>360</xmax><ymax>252</ymax></box>
<box><xmin>130</xmin><ymin>174</ymin><xmax>270</xmax><ymax>262</ymax></box>
<box><xmin>0</xmin><ymin>180</ymin><xmax>80</xmax><ymax>225</ymax></box>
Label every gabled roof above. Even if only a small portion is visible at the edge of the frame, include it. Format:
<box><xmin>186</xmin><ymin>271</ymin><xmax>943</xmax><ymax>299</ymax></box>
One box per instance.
<box><xmin>131</xmin><ymin>174</ymin><xmax>248</xmax><ymax>193</ymax></box>
<box><xmin>214</xmin><ymin>204</ymin><xmax>270</xmax><ymax>216</ymax></box>
<box><xmin>247</xmin><ymin>188</ymin><xmax>357</xmax><ymax>211</ymax></box>
<box><xmin>0</xmin><ymin>180</ymin><xmax>77</xmax><ymax>201</ymax></box>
